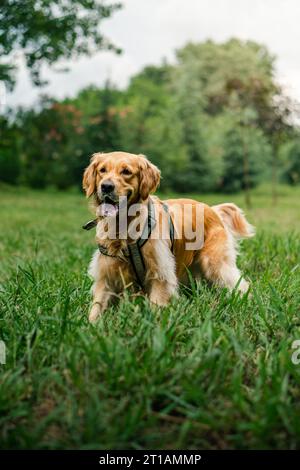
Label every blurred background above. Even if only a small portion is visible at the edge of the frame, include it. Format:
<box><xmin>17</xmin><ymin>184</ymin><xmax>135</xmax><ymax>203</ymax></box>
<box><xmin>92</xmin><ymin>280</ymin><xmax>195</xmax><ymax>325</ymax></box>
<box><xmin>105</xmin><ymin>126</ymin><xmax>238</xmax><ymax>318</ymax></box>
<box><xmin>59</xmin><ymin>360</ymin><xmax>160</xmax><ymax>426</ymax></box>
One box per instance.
<box><xmin>1</xmin><ymin>0</ymin><xmax>300</xmax><ymax>208</ymax></box>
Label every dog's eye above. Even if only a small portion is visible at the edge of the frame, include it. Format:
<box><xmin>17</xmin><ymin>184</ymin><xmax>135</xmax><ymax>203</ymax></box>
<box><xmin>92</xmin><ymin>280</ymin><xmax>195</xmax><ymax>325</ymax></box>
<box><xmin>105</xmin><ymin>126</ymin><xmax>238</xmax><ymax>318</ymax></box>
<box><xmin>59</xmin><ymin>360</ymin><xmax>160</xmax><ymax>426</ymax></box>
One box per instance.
<box><xmin>99</xmin><ymin>167</ymin><xmax>106</xmax><ymax>173</ymax></box>
<box><xmin>121</xmin><ymin>168</ymin><xmax>132</xmax><ymax>176</ymax></box>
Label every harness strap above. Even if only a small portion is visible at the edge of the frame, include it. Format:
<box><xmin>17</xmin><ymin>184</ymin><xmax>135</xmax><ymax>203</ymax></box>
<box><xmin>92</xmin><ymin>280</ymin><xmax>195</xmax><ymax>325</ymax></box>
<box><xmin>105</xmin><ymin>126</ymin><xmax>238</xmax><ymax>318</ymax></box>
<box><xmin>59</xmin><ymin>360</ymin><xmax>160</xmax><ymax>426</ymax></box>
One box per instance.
<box><xmin>126</xmin><ymin>198</ymin><xmax>157</xmax><ymax>287</ymax></box>
<box><xmin>97</xmin><ymin>243</ymin><xmax>127</xmax><ymax>262</ymax></box>
<box><xmin>138</xmin><ymin>197</ymin><xmax>157</xmax><ymax>248</ymax></box>
<box><xmin>162</xmin><ymin>202</ymin><xmax>175</xmax><ymax>252</ymax></box>
<box><xmin>82</xmin><ymin>218</ymin><xmax>98</xmax><ymax>231</ymax></box>
<box><xmin>127</xmin><ymin>243</ymin><xmax>145</xmax><ymax>288</ymax></box>
<box><xmin>83</xmin><ymin>199</ymin><xmax>175</xmax><ymax>289</ymax></box>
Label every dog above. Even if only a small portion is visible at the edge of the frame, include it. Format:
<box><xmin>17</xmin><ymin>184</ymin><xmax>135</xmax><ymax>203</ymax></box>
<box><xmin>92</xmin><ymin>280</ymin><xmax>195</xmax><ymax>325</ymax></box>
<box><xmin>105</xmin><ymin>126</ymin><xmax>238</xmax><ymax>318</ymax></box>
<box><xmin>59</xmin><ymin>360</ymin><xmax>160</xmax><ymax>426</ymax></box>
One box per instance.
<box><xmin>83</xmin><ymin>151</ymin><xmax>255</xmax><ymax>323</ymax></box>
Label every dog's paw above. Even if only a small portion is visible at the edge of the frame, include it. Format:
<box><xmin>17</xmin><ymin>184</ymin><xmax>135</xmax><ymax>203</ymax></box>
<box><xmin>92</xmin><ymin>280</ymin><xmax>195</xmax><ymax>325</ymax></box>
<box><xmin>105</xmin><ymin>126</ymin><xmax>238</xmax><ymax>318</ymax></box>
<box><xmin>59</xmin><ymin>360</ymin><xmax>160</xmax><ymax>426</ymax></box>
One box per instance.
<box><xmin>237</xmin><ymin>278</ymin><xmax>250</xmax><ymax>294</ymax></box>
<box><xmin>88</xmin><ymin>303</ymin><xmax>102</xmax><ymax>323</ymax></box>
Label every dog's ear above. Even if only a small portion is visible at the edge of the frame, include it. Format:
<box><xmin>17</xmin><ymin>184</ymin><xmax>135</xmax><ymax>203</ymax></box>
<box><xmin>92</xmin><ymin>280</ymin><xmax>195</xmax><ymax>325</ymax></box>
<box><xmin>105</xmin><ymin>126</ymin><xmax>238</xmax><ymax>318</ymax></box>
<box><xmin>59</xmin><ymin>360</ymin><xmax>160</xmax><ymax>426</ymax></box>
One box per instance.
<box><xmin>82</xmin><ymin>154</ymin><xmax>100</xmax><ymax>197</ymax></box>
<box><xmin>139</xmin><ymin>155</ymin><xmax>161</xmax><ymax>200</ymax></box>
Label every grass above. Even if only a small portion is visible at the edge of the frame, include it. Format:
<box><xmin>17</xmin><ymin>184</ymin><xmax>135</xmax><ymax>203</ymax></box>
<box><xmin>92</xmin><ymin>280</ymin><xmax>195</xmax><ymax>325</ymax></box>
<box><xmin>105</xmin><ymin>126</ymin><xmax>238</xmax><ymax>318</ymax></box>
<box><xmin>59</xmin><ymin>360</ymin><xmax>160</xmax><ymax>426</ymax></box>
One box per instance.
<box><xmin>0</xmin><ymin>184</ymin><xmax>300</xmax><ymax>449</ymax></box>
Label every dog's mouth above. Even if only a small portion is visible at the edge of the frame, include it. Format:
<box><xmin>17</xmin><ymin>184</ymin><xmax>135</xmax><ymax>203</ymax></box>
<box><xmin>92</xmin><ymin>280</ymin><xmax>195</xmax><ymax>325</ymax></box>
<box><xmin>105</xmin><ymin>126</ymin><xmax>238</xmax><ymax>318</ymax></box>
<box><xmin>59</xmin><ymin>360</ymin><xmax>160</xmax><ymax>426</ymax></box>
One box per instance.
<box><xmin>99</xmin><ymin>196</ymin><xmax>119</xmax><ymax>217</ymax></box>
<box><xmin>98</xmin><ymin>191</ymin><xmax>132</xmax><ymax>218</ymax></box>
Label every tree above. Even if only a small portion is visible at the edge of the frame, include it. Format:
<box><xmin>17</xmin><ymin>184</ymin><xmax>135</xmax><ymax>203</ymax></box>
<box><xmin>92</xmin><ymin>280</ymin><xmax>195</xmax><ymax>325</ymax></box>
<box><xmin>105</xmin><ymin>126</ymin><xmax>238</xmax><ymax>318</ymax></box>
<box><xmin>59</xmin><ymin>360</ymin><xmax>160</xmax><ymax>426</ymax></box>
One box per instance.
<box><xmin>15</xmin><ymin>82</ymin><xmax>125</xmax><ymax>189</ymax></box>
<box><xmin>17</xmin><ymin>99</ymin><xmax>85</xmax><ymax>188</ymax></box>
<box><xmin>79</xmin><ymin>81</ymin><xmax>124</xmax><ymax>182</ymax></box>
<box><xmin>171</xmin><ymin>39</ymin><xmax>294</xmax><ymax>198</ymax></box>
<box><xmin>221</xmin><ymin>124</ymin><xmax>272</xmax><ymax>194</ymax></box>
<box><xmin>1</xmin><ymin>38</ymin><xmax>297</xmax><ymax>194</ymax></box>
<box><xmin>170</xmin><ymin>55</ymin><xmax>216</xmax><ymax>192</ymax></box>
<box><xmin>174</xmin><ymin>39</ymin><xmax>277</xmax><ymax>116</ymax></box>
<box><xmin>280</xmin><ymin>138</ymin><xmax>300</xmax><ymax>185</ymax></box>
<box><xmin>0</xmin><ymin>115</ymin><xmax>21</xmax><ymax>184</ymax></box>
<box><xmin>118</xmin><ymin>64</ymin><xmax>173</xmax><ymax>155</ymax></box>
<box><xmin>0</xmin><ymin>0</ymin><xmax>122</xmax><ymax>88</ymax></box>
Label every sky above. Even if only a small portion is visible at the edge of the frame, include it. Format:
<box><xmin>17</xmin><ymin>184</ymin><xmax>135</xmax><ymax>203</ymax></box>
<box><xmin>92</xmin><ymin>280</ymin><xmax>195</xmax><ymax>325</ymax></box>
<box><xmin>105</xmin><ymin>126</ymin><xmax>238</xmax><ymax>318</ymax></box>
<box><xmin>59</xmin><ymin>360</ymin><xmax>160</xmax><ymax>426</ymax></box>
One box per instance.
<box><xmin>6</xmin><ymin>0</ymin><xmax>300</xmax><ymax>108</ymax></box>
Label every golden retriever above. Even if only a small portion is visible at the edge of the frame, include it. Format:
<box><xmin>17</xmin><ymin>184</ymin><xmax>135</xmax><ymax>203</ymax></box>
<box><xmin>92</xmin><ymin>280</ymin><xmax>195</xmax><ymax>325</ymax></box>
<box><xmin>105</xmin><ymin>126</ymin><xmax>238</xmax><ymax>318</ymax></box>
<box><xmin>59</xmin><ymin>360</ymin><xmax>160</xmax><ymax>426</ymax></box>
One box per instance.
<box><xmin>83</xmin><ymin>151</ymin><xmax>254</xmax><ymax>322</ymax></box>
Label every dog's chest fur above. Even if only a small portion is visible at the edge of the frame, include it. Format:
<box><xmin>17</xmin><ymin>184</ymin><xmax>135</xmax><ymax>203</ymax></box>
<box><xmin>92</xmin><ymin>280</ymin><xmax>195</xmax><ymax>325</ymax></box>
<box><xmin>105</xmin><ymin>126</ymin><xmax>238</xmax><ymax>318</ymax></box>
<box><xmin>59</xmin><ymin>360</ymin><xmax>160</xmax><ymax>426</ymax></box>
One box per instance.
<box><xmin>88</xmin><ymin>237</ymin><xmax>177</xmax><ymax>295</ymax></box>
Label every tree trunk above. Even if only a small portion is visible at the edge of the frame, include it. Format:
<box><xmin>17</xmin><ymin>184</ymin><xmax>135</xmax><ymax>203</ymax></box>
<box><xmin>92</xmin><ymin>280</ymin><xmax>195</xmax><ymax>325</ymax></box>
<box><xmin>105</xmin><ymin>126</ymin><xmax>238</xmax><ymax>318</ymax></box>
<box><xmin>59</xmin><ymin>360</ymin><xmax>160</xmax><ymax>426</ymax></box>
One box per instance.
<box><xmin>243</xmin><ymin>130</ymin><xmax>251</xmax><ymax>210</ymax></box>
<box><xmin>271</xmin><ymin>151</ymin><xmax>278</xmax><ymax>206</ymax></box>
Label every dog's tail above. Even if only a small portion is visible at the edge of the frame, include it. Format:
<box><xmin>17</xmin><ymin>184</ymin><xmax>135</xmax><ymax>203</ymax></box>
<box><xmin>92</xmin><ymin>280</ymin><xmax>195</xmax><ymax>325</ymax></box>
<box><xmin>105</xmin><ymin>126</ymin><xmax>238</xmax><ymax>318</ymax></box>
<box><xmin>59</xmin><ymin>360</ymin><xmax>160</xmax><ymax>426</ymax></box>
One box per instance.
<box><xmin>212</xmin><ymin>203</ymin><xmax>255</xmax><ymax>239</ymax></box>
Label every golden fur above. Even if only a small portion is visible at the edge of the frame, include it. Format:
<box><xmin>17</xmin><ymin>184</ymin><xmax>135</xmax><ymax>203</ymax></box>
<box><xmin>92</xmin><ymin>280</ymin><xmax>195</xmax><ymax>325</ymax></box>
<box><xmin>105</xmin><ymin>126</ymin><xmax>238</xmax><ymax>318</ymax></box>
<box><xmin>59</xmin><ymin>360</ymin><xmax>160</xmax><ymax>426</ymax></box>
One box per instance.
<box><xmin>83</xmin><ymin>151</ymin><xmax>254</xmax><ymax>322</ymax></box>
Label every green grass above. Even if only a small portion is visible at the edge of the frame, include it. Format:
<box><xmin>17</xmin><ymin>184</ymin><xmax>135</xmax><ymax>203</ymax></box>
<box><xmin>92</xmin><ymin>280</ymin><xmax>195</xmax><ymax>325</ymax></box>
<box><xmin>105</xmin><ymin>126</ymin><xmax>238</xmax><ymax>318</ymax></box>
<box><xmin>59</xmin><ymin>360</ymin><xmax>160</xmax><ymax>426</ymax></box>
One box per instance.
<box><xmin>0</xmin><ymin>184</ymin><xmax>300</xmax><ymax>449</ymax></box>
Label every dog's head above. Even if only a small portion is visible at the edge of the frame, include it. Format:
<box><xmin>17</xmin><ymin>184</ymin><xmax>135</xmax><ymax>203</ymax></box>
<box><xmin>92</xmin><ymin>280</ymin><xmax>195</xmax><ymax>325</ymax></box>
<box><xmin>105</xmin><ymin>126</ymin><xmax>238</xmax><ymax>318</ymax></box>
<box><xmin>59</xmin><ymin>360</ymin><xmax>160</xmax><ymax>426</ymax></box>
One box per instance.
<box><xmin>82</xmin><ymin>151</ymin><xmax>160</xmax><ymax>216</ymax></box>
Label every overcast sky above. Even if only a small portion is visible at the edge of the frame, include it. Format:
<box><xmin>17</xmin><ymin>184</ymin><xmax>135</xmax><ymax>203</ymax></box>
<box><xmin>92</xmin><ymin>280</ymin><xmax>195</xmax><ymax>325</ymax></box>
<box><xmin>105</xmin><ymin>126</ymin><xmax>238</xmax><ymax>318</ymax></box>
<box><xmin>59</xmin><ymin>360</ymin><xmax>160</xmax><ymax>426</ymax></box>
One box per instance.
<box><xmin>6</xmin><ymin>0</ymin><xmax>300</xmax><ymax>108</ymax></box>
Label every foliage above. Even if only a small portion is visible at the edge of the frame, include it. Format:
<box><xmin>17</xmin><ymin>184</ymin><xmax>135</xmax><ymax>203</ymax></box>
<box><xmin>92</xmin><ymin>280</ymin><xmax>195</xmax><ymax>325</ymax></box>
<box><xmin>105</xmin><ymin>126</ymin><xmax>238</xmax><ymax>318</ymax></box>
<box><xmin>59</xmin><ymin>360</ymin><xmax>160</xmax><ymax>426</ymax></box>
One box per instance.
<box><xmin>0</xmin><ymin>0</ymin><xmax>122</xmax><ymax>87</ymax></box>
<box><xmin>0</xmin><ymin>115</ymin><xmax>21</xmax><ymax>184</ymax></box>
<box><xmin>17</xmin><ymin>100</ymin><xmax>85</xmax><ymax>188</ymax></box>
<box><xmin>280</xmin><ymin>139</ymin><xmax>300</xmax><ymax>185</ymax></box>
<box><xmin>0</xmin><ymin>39</ymin><xmax>298</xmax><ymax>192</ymax></box>
<box><xmin>221</xmin><ymin>124</ymin><xmax>272</xmax><ymax>193</ymax></box>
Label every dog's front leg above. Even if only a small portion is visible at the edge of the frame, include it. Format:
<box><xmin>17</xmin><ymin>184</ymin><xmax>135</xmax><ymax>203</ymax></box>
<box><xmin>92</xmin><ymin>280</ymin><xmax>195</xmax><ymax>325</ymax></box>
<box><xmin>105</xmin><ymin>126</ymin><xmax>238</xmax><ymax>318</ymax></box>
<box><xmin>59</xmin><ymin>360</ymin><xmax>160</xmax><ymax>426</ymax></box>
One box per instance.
<box><xmin>89</xmin><ymin>282</ymin><xmax>112</xmax><ymax>323</ymax></box>
<box><xmin>148</xmin><ymin>279</ymin><xmax>176</xmax><ymax>308</ymax></box>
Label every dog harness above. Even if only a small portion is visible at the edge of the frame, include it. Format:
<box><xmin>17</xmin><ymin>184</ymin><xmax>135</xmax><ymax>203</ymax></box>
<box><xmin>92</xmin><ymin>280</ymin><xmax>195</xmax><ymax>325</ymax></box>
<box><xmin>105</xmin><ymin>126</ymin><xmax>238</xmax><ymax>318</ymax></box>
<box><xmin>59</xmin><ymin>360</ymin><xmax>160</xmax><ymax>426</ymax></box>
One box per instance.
<box><xmin>83</xmin><ymin>198</ymin><xmax>175</xmax><ymax>289</ymax></box>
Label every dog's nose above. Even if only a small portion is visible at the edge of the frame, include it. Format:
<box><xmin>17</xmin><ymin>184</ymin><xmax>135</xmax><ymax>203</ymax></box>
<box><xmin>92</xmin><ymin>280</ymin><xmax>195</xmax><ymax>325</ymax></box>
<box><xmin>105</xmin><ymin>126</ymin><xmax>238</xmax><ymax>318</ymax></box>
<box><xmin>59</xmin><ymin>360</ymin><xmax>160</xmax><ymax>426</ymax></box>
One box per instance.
<box><xmin>101</xmin><ymin>181</ymin><xmax>115</xmax><ymax>194</ymax></box>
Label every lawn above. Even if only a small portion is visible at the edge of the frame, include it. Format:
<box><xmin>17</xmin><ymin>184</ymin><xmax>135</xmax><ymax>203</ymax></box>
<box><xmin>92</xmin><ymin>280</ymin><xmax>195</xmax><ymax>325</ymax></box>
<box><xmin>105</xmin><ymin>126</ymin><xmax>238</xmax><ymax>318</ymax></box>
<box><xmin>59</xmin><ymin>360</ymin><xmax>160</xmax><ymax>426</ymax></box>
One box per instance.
<box><xmin>0</xmin><ymin>184</ymin><xmax>300</xmax><ymax>449</ymax></box>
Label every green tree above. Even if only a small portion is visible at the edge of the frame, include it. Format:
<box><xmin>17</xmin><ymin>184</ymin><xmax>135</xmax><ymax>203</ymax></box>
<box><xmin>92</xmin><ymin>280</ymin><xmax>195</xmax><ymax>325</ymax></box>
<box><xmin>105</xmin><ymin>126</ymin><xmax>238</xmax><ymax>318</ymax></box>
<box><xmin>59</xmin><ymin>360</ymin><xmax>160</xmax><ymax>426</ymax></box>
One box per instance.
<box><xmin>174</xmin><ymin>39</ymin><xmax>277</xmax><ymax>121</ymax></box>
<box><xmin>16</xmin><ymin>83</ymin><xmax>125</xmax><ymax>189</ymax></box>
<box><xmin>77</xmin><ymin>82</ymin><xmax>124</xmax><ymax>183</ymax></box>
<box><xmin>221</xmin><ymin>124</ymin><xmax>272</xmax><ymax>193</ymax></box>
<box><xmin>171</xmin><ymin>39</ymin><xmax>293</xmax><ymax>196</ymax></box>
<box><xmin>280</xmin><ymin>138</ymin><xmax>300</xmax><ymax>185</ymax></box>
<box><xmin>117</xmin><ymin>64</ymin><xmax>189</xmax><ymax>190</ymax></box>
<box><xmin>170</xmin><ymin>56</ymin><xmax>215</xmax><ymax>191</ymax></box>
<box><xmin>2</xmin><ymin>38</ymin><xmax>297</xmax><ymax>194</ymax></box>
<box><xmin>0</xmin><ymin>115</ymin><xmax>21</xmax><ymax>184</ymax></box>
<box><xmin>0</xmin><ymin>0</ymin><xmax>122</xmax><ymax>88</ymax></box>
<box><xmin>18</xmin><ymin>99</ymin><xmax>84</xmax><ymax>188</ymax></box>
